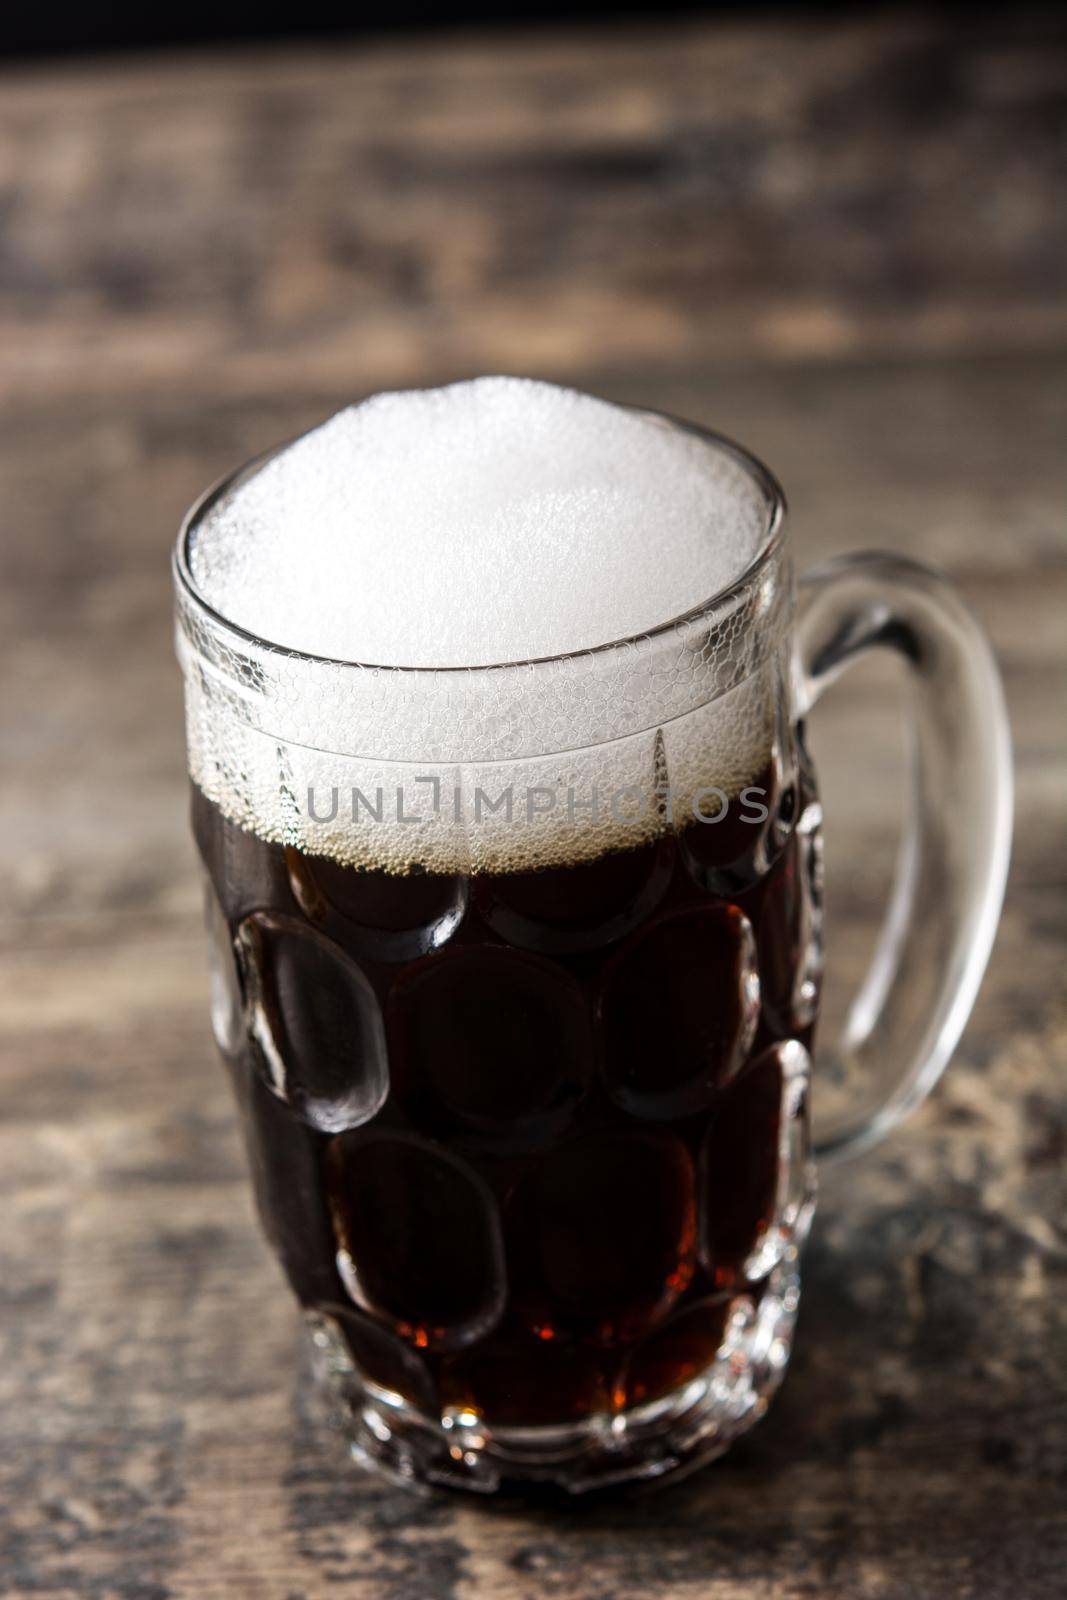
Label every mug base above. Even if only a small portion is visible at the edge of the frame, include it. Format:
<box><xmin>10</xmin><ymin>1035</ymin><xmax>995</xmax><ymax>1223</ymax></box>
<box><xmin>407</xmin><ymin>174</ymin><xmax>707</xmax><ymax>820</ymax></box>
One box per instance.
<box><xmin>307</xmin><ymin>1249</ymin><xmax>801</xmax><ymax>1496</ymax></box>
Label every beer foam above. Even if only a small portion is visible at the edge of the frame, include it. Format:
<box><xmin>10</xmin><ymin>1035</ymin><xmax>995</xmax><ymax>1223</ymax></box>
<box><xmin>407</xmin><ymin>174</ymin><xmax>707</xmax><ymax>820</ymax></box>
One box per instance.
<box><xmin>186</xmin><ymin>378</ymin><xmax>768</xmax><ymax>668</ymax></box>
<box><xmin>177</xmin><ymin>380</ymin><xmax>789</xmax><ymax>874</ymax></box>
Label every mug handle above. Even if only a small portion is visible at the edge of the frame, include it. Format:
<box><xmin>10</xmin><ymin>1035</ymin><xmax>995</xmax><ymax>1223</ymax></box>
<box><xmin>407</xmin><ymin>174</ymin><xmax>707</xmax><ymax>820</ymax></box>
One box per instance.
<box><xmin>795</xmin><ymin>552</ymin><xmax>1013</xmax><ymax>1163</ymax></box>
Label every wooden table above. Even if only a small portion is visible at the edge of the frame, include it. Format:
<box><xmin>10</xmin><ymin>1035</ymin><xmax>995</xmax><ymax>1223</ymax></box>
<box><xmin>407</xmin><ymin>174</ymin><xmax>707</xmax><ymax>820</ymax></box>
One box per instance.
<box><xmin>1</xmin><ymin>11</ymin><xmax>1064</xmax><ymax>1596</ymax></box>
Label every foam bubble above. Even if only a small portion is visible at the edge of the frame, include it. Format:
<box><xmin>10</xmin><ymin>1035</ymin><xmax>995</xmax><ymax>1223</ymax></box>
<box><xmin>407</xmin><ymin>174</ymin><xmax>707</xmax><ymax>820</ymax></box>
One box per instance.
<box><xmin>186</xmin><ymin>378</ymin><xmax>769</xmax><ymax>668</ymax></box>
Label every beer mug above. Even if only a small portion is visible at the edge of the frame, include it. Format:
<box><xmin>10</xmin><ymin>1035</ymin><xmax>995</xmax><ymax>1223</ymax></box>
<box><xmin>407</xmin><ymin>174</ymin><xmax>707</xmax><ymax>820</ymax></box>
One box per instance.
<box><xmin>174</xmin><ymin>388</ymin><xmax>1011</xmax><ymax>1493</ymax></box>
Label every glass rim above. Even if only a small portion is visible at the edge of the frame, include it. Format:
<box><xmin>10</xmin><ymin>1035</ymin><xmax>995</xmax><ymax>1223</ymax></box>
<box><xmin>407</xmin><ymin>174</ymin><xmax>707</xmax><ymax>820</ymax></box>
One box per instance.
<box><xmin>173</xmin><ymin>403</ymin><xmax>788</xmax><ymax>677</ymax></box>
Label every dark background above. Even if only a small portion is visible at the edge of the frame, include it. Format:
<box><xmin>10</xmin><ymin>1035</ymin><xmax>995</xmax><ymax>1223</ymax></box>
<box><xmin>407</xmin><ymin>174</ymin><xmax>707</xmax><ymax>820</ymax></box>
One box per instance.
<box><xmin>7</xmin><ymin>0</ymin><xmax>913</xmax><ymax>56</ymax></box>
<box><xmin>13</xmin><ymin>0</ymin><xmax>695</xmax><ymax>56</ymax></box>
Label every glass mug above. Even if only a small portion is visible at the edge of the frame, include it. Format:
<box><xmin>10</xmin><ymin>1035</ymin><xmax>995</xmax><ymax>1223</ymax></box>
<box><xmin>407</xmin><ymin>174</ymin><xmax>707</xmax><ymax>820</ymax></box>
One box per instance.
<box><xmin>174</xmin><ymin>411</ymin><xmax>1011</xmax><ymax>1493</ymax></box>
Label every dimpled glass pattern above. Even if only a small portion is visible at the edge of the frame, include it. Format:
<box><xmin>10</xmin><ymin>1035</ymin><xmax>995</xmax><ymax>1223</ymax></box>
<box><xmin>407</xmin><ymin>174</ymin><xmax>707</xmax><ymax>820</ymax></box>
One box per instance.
<box><xmin>202</xmin><ymin>813</ymin><xmax>819</xmax><ymax>1491</ymax></box>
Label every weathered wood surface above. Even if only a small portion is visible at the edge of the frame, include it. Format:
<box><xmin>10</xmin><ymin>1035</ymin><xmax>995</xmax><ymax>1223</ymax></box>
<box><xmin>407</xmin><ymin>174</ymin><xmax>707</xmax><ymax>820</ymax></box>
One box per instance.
<box><xmin>1</xmin><ymin>11</ymin><xmax>1065</xmax><ymax>1598</ymax></box>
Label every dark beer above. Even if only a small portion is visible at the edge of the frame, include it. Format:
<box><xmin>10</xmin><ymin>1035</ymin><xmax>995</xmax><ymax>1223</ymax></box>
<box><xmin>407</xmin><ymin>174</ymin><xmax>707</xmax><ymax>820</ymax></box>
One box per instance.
<box><xmin>194</xmin><ymin>737</ymin><xmax>822</xmax><ymax>1434</ymax></box>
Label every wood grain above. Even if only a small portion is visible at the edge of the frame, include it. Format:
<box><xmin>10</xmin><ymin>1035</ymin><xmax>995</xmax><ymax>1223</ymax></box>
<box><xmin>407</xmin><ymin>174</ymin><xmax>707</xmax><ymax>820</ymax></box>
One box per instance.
<box><xmin>0</xmin><ymin>10</ymin><xmax>1065</xmax><ymax>1598</ymax></box>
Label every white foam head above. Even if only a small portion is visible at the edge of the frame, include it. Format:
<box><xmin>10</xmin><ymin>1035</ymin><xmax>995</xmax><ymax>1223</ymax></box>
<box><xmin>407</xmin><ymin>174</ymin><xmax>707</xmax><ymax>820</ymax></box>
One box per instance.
<box><xmin>187</xmin><ymin>377</ymin><xmax>768</xmax><ymax>668</ymax></box>
<box><xmin>177</xmin><ymin>380</ymin><xmax>790</xmax><ymax>873</ymax></box>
